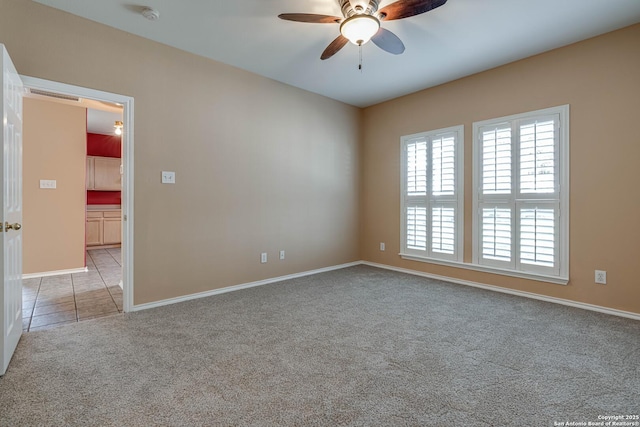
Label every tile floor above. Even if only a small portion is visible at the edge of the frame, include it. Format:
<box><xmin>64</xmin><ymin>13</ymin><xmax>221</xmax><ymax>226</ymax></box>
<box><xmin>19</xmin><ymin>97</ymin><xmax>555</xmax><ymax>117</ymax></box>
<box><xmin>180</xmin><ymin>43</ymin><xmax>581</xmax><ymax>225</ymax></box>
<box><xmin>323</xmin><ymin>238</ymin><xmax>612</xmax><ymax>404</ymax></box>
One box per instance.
<box><xmin>22</xmin><ymin>248</ymin><xmax>123</xmax><ymax>332</ymax></box>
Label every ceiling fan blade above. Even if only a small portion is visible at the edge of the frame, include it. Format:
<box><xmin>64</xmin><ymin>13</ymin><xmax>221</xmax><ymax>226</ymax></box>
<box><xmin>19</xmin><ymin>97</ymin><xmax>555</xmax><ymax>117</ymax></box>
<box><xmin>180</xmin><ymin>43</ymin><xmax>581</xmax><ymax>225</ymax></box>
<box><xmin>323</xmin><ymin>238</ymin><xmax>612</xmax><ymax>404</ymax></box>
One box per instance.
<box><xmin>371</xmin><ymin>28</ymin><xmax>405</xmax><ymax>55</ymax></box>
<box><xmin>321</xmin><ymin>35</ymin><xmax>349</xmax><ymax>60</ymax></box>
<box><xmin>278</xmin><ymin>13</ymin><xmax>341</xmax><ymax>24</ymax></box>
<box><xmin>378</xmin><ymin>0</ymin><xmax>447</xmax><ymax>21</ymax></box>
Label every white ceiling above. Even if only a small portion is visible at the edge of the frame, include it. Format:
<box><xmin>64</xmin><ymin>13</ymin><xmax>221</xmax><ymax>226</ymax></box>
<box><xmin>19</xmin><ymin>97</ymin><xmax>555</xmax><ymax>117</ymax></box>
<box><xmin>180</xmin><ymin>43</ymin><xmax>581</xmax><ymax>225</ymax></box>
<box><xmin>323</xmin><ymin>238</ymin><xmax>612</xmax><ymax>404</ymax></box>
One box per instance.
<box><xmin>87</xmin><ymin>109</ymin><xmax>123</xmax><ymax>135</ymax></box>
<box><xmin>33</xmin><ymin>0</ymin><xmax>640</xmax><ymax>107</ymax></box>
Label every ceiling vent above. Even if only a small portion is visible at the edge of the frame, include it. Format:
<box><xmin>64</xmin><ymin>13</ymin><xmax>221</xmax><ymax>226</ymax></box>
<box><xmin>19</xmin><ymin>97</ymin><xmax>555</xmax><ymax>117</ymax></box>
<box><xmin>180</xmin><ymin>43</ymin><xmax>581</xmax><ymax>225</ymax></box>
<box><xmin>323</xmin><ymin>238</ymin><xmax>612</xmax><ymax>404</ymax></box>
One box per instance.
<box><xmin>28</xmin><ymin>88</ymin><xmax>80</xmax><ymax>102</ymax></box>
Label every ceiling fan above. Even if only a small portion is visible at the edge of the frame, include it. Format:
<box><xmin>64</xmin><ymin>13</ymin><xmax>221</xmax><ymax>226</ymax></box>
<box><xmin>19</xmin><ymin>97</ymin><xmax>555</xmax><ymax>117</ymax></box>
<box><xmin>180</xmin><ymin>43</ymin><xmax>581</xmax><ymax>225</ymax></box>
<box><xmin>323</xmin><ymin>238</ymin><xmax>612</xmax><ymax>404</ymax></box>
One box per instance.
<box><xmin>279</xmin><ymin>0</ymin><xmax>447</xmax><ymax>60</ymax></box>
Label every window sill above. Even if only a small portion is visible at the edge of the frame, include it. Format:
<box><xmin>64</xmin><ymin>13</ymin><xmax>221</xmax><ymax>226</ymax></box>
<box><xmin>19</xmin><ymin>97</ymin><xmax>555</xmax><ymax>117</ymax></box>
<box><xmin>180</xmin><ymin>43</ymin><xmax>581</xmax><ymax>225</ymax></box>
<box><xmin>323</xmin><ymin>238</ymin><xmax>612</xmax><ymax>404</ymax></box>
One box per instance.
<box><xmin>399</xmin><ymin>253</ymin><xmax>568</xmax><ymax>285</ymax></box>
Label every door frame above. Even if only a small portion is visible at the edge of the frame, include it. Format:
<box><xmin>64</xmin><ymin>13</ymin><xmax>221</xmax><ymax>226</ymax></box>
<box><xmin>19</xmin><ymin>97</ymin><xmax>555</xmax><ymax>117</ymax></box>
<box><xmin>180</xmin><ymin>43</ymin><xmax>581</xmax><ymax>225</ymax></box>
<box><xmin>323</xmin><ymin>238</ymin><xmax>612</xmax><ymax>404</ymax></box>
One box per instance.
<box><xmin>20</xmin><ymin>76</ymin><xmax>134</xmax><ymax>312</ymax></box>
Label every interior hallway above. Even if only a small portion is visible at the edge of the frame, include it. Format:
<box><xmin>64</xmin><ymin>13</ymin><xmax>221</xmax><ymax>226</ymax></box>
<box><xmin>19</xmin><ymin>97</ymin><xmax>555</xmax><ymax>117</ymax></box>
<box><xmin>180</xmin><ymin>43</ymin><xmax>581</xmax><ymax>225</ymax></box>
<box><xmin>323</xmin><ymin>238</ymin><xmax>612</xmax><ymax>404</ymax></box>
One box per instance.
<box><xmin>22</xmin><ymin>248</ymin><xmax>122</xmax><ymax>332</ymax></box>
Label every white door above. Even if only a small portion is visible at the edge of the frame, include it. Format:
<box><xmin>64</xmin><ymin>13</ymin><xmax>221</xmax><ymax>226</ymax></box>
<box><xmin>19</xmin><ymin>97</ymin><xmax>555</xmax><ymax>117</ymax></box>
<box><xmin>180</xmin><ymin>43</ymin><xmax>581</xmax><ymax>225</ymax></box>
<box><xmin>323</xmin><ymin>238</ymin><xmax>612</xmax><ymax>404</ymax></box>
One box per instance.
<box><xmin>1</xmin><ymin>44</ymin><xmax>23</xmax><ymax>376</ymax></box>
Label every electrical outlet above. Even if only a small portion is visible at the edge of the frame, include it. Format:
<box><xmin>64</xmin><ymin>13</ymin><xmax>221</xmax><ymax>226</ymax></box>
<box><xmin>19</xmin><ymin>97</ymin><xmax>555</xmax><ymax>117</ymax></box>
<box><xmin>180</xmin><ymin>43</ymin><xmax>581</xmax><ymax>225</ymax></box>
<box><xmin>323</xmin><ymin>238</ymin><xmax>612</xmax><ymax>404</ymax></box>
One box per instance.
<box><xmin>279</xmin><ymin>250</ymin><xmax>285</xmax><ymax>260</ymax></box>
<box><xmin>261</xmin><ymin>252</ymin><xmax>267</xmax><ymax>264</ymax></box>
<box><xmin>380</xmin><ymin>242</ymin><xmax>385</xmax><ymax>251</ymax></box>
<box><xmin>161</xmin><ymin>171</ymin><xmax>175</xmax><ymax>184</ymax></box>
<box><xmin>595</xmin><ymin>270</ymin><xmax>607</xmax><ymax>284</ymax></box>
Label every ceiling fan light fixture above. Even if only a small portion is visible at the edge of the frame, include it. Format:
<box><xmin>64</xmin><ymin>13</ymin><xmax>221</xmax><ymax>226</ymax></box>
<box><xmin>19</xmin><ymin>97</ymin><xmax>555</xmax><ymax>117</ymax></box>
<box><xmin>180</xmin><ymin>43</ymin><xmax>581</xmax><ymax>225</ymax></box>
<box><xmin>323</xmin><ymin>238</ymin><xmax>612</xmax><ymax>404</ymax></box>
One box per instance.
<box><xmin>340</xmin><ymin>14</ymin><xmax>380</xmax><ymax>45</ymax></box>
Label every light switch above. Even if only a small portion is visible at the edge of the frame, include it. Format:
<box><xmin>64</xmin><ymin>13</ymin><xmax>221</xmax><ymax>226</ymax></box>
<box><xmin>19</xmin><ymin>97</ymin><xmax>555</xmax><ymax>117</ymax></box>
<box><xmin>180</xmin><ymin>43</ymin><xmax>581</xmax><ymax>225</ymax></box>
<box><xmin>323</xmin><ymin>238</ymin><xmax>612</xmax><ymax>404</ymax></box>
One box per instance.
<box><xmin>40</xmin><ymin>179</ymin><xmax>56</xmax><ymax>189</ymax></box>
<box><xmin>161</xmin><ymin>171</ymin><xmax>175</xmax><ymax>184</ymax></box>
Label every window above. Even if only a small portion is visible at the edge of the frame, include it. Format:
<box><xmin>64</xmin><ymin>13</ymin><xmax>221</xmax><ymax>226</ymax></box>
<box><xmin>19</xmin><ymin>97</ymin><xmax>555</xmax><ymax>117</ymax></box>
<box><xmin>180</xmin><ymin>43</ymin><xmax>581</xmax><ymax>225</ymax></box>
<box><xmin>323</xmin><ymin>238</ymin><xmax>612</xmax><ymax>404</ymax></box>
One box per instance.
<box><xmin>473</xmin><ymin>105</ymin><xmax>569</xmax><ymax>280</ymax></box>
<box><xmin>401</xmin><ymin>125</ymin><xmax>463</xmax><ymax>262</ymax></box>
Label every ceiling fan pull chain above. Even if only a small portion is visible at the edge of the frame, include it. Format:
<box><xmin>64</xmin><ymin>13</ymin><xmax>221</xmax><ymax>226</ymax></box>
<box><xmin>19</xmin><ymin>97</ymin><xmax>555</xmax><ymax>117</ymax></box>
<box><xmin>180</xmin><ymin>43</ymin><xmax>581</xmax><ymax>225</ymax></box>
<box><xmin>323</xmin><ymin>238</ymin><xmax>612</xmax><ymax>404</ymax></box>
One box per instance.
<box><xmin>359</xmin><ymin>43</ymin><xmax>363</xmax><ymax>71</ymax></box>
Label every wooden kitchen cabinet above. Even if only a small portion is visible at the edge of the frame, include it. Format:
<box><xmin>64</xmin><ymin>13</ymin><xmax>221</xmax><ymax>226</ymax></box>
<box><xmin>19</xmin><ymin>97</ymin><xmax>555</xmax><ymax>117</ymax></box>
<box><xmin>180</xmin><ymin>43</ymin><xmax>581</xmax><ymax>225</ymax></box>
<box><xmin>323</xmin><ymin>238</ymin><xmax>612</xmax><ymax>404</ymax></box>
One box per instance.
<box><xmin>103</xmin><ymin>214</ymin><xmax>122</xmax><ymax>245</ymax></box>
<box><xmin>86</xmin><ymin>156</ymin><xmax>121</xmax><ymax>191</ymax></box>
<box><xmin>86</xmin><ymin>210</ymin><xmax>121</xmax><ymax>247</ymax></box>
<box><xmin>86</xmin><ymin>217</ymin><xmax>103</xmax><ymax>246</ymax></box>
<box><xmin>86</xmin><ymin>157</ymin><xmax>95</xmax><ymax>190</ymax></box>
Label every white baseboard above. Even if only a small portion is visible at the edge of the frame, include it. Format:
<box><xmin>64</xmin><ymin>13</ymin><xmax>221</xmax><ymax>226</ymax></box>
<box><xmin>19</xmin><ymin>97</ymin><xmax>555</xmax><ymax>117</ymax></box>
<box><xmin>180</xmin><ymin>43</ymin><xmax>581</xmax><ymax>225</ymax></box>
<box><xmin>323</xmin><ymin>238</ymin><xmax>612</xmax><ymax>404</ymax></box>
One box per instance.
<box><xmin>23</xmin><ymin>267</ymin><xmax>88</xmax><ymax>279</ymax></box>
<box><xmin>129</xmin><ymin>259</ymin><xmax>640</xmax><ymax>321</ymax></box>
<box><xmin>362</xmin><ymin>261</ymin><xmax>640</xmax><ymax>321</ymax></box>
<box><xmin>131</xmin><ymin>261</ymin><xmax>362</xmax><ymax>312</ymax></box>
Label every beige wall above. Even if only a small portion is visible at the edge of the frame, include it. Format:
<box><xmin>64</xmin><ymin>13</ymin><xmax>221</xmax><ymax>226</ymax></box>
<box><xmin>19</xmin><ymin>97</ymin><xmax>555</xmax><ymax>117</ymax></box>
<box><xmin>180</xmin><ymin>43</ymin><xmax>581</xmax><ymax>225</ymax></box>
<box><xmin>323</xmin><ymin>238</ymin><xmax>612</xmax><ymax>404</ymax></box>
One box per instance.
<box><xmin>0</xmin><ymin>0</ymin><xmax>360</xmax><ymax>304</ymax></box>
<box><xmin>23</xmin><ymin>98</ymin><xmax>86</xmax><ymax>274</ymax></box>
<box><xmin>361</xmin><ymin>24</ymin><xmax>640</xmax><ymax>314</ymax></box>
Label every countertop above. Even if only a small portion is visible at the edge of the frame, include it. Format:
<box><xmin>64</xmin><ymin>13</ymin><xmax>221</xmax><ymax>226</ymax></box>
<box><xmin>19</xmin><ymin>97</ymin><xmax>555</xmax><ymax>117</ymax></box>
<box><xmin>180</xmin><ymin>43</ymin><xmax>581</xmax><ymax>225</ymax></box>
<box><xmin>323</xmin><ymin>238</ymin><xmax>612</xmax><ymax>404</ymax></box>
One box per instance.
<box><xmin>87</xmin><ymin>205</ymin><xmax>121</xmax><ymax>211</ymax></box>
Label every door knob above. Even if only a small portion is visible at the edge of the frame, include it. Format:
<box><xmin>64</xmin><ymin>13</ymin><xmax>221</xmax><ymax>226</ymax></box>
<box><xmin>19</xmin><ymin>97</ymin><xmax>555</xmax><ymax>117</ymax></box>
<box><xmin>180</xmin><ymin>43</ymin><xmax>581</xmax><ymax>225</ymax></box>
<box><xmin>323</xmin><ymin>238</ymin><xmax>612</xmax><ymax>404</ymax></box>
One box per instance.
<box><xmin>5</xmin><ymin>222</ymin><xmax>21</xmax><ymax>231</ymax></box>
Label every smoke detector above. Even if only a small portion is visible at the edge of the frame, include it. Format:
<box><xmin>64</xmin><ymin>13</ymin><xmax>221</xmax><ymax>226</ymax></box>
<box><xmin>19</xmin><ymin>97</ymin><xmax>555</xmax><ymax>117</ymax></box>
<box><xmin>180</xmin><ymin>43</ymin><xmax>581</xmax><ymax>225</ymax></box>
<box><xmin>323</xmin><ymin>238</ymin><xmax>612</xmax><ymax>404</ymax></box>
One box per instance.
<box><xmin>141</xmin><ymin>7</ymin><xmax>160</xmax><ymax>21</ymax></box>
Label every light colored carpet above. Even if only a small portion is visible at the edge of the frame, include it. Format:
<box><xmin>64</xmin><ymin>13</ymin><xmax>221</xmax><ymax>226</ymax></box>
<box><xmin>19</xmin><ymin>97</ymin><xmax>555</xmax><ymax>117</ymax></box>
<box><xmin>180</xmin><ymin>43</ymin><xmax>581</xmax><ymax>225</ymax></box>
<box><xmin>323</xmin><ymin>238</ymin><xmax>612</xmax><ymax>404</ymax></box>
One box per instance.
<box><xmin>0</xmin><ymin>265</ymin><xmax>638</xmax><ymax>426</ymax></box>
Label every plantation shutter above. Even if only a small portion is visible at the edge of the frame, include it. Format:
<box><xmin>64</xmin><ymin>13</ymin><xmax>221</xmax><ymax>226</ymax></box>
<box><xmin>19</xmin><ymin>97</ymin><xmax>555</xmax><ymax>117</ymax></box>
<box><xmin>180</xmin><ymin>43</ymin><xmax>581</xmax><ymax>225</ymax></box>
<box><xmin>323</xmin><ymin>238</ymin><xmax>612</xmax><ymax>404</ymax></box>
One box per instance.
<box><xmin>430</xmin><ymin>133</ymin><xmax>458</xmax><ymax>257</ymax></box>
<box><xmin>431</xmin><ymin>206</ymin><xmax>455</xmax><ymax>254</ymax></box>
<box><xmin>519</xmin><ymin>119</ymin><xmax>557</xmax><ymax>194</ymax></box>
<box><xmin>402</xmin><ymin>126</ymin><xmax>463</xmax><ymax>261</ymax></box>
<box><xmin>407</xmin><ymin>139</ymin><xmax>427</xmax><ymax>196</ymax></box>
<box><xmin>432</xmin><ymin>134</ymin><xmax>455</xmax><ymax>196</ymax></box>
<box><xmin>481</xmin><ymin>124</ymin><xmax>512</xmax><ymax>194</ymax></box>
<box><xmin>404</xmin><ymin>138</ymin><xmax>428</xmax><ymax>252</ymax></box>
<box><xmin>474</xmin><ymin>109</ymin><xmax>564</xmax><ymax>277</ymax></box>
<box><xmin>516</xmin><ymin>115</ymin><xmax>560</xmax><ymax>274</ymax></box>
<box><xmin>481</xmin><ymin>206</ymin><xmax>512</xmax><ymax>263</ymax></box>
<box><xmin>518</xmin><ymin>205</ymin><xmax>557</xmax><ymax>269</ymax></box>
<box><xmin>406</xmin><ymin>204</ymin><xmax>427</xmax><ymax>250</ymax></box>
<box><xmin>478</xmin><ymin>124</ymin><xmax>514</xmax><ymax>268</ymax></box>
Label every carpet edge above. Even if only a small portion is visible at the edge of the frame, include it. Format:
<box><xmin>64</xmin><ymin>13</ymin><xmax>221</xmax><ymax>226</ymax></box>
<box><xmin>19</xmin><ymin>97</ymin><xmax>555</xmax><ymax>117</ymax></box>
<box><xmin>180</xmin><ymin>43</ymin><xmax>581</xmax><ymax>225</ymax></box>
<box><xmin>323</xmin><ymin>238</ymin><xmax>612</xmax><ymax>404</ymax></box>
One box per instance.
<box><xmin>363</xmin><ymin>261</ymin><xmax>640</xmax><ymax>321</ymax></box>
<box><xmin>131</xmin><ymin>261</ymin><xmax>362</xmax><ymax>312</ymax></box>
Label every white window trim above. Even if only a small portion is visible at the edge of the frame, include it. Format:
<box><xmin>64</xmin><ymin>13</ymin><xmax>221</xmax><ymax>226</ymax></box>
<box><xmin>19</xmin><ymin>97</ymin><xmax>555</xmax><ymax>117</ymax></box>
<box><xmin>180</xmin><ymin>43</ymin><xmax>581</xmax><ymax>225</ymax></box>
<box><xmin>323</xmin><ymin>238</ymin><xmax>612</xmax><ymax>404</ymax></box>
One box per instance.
<box><xmin>398</xmin><ymin>253</ymin><xmax>569</xmax><ymax>285</ymax></box>
<box><xmin>400</xmin><ymin>125</ymin><xmax>464</xmax><ymax>262</ymax></box>
<box><xmin>471</xmin><ymin>105</ymin><xmax>570</xmax><ymax>283</ymax></box>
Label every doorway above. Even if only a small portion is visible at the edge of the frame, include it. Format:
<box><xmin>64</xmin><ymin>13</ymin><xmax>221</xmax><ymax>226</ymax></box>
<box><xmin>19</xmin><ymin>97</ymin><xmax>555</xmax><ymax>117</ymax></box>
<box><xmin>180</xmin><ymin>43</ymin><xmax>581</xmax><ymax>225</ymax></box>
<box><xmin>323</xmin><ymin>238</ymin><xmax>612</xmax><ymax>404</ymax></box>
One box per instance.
<box><xmin>20</xmin><ymin>76</ymin><xmax>134</xmax><ymax>328</ymax></box>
